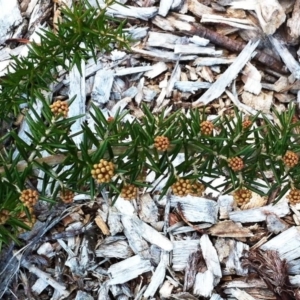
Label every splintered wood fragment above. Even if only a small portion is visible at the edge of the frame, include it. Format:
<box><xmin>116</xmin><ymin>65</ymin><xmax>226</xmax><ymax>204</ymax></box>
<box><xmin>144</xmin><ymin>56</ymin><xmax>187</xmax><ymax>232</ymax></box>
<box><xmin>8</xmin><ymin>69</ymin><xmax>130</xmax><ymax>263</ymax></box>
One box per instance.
<box><xmin>217</xmin><ymin>239</ymin><xmax>247</xmax><ymax>276</ymax></box>
<box><xmin>269</xmin><ymin>36</ymin><xmax>300</xmax><ymax>80</ymax></box>
<box><xmin>210</xmin><ymin>294</ymin><xmax>224</xmax><ymax>300</ymax></box>
<box><xmin>91</xmin><ymin>69</ymin><xmax>114</xmax><ymax>104</ymax></box>
<box><xmin>189</xmin><ymin>35</ymin><xmax>210</xmax><ymax>46</ymax></box>
<box><xmin>201</xmin><ymin>14</ymin><xmax>257</xmax><ymax>30</ymax></box>
<box><xmin>108</xmin><ymin>255</ymin><xmax>152</xmax><ymax>285</ymax></box>
<box><xmin>193</xmin><ymin>271</ymin><xmax>214</xmax><ymax>297</ymax></box>
<box><xmin>75</xmin><ymin>291</ymin><xmax>93</xmax><ymax>300</ymax></box>
<box><xmin>114</xmin><ymin>65</ymin><xmax>153</xmax><ymax>76</ymax></box>
<box><xmin>180</xmin><ymin>22</ymin><xmax>287</xmax><ymax>74</ymax></box>
<box><xmin>200</xmin><ymin>234</ymin><xmax>222</xmax><ymax>285</ymax></box>
<box><xmin>193</xmin><ymin>57</ymin><xmax>236</xmax><ymax>66</ymax></box>
<box><xmin>138</xmin><ymin>193</ymin><xmax>159</xmax><ymax>224</ymax></box>
<box><xmin>166</xmin><ymin>60</ymin><xmax>181</xmax><ymax>97</ymax></box>
<box><xmin>148</xmin><ymin>31</ymin><xmax>187</xmax><ymax>49</ymax></box>
<box><xmin>255</xmin><ymin>0</ymin><xmax>286</xmax><ymax>35</ymax></box>
<box><xmin>260</xmin><ymin>226</ymin><xmax>300</xmax><ymax>262</ymax></box>
<box><xmin>209</xmin><ymin>220</ymin><xmax>253</xmax><ymax>238</ymax></box>
<box><xmin>170</xmin><ymin>195</ymin><xmax>218</xmax><ymax>224</ymax></box>
<box><xmin>121</xmin><ymin>215</ymin><xmax>150</xmax><ymax>258</ymax></box>
<box><xmin>144</xmin><ymin>61</ymin><xmax>168</xmax><ymax>78</ymax></box>
<box><xmin>192</xmin><ymin>40</ymin><xmax>259</xmax><ymax>106</ymax></box>
<box><xmin>95</xmin><ymin>215</ymin><xmax>110</xmax><ymax>235</ymax></box>
<box><xmin>158</xmin><ymin>0</ymin><xmax>173</xmax><ymax>17</ymax></box>
<box><xmin>131</xmin><ymin>215</ymin><xmax>173</xmax><ymax>251</ymax></box>
<box><xmin>172</xmin><ymin>240</ymin><xmax>200</xmax><ymax>271</ymax></box>
<box><xmin>171</xmin><ymin>292</ymin><xmax>198</xmax><ymax>300</ymax></box>
<box><xmin>16</xmin><ymin>254</ymin><xmax>70</xmax><ymax>297</ymax></box>
<box><xmin>266</xmin><ymin>213</ymin><xmax>289</xmax><ymax>234</ymax></box>
<box><xmin>229</xmin><ymin>199</ymin><xmax>289</xmax><ymax>223</ymax></box>
<box><xmin>187</xmin><ymin>0</ymin><xmax>214</xmax><ymax>17</ymax></box>
<box><xmin>218</xmin><ymin>195</ymin><xmax>234</xmax><ymax>219</ymax></box>
<box><xmin>131</xmin><ymin>46</ymin><xmax>197</xmax><ymax>62</ymax></box>
<box><xmin>174</xmin><ymin>81</ymin><xmax>211</xmax><ymax>93</ymax></box>
<box><xmin>96</xmin><ymin>237</ymin><xmax>133</xmax><ymax>259</ymax></box>
<box><xmin>0</xmin><ymin>0</ymin><xmax>22</xmax><ymax>44</ymax></box>
<box><xmin>241</xmin><ymin>91</ymin><xmax>272</xmax><ymax>113</ymax></box>
<box><xmin>242</xmin><ymin>63</ymin><xmax>262</xmax><ymax>95</ymax></box>
<box><xmin>143</xmin><ymin>259</ymin><xmax>166</xmax><ymax>298</ymax></box>
<box><xmin>230</xmin><ymin>288</ymin><xmax>256</xmax><ymax>300</ymax></box>
<box><xmin>287</xmin><ymin>0</ymin><xmax>300</xmax><ymax>38</ymax></box>
<box><xmin>174</xmin><ymin>44</ymin><xmax>222</xmax><ymax>56</ymax></box>
<box><xmin>92</xmin><ymin>1</ymin><xmax>158</xmax><ymax>20</ymax></box>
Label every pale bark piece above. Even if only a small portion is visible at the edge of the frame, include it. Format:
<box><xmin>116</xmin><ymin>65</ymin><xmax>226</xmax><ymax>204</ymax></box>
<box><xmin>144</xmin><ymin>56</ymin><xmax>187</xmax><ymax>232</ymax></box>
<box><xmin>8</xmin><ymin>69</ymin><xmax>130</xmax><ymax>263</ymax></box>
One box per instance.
<box><xmin>158</xmin><ymin>0</ymin><xmax>173</xmax><ymax>17</ymax></box>
<box><xmin>172</xmin><ymin>240</ymin><xmax>200</xmax><ymax>271</ymax></box>
<box><xmin>131</xmin><ymin>215</ymin><xmax>173</xmax><ymax>251</ymax></box>
<box><xmin>241</xmin><ymin>91</ymin><xmax>272</xmax><ymax>113</ymax></box>
<box><xmin>108</xmin><ymin>206</ymin><xmax>124</xmax><ymax>236</ymax></box>
<box><xmin>16</xmin><ymin>254</ymin><xmax>70</xmax><ymax>298</ymax></box>
<box><xmin>230</xmin><ymin>288</ymin><xmax>256</xmax><ymax>300</ymax></box>
<box><xmin>144</xmin><ymin>61</ymin><xmax>168</xmax><ymax>78</ymax></box>
<box><xmin>108</xmin><ymin>255</ymin><xmax>152</xmax><ymax>285</ymax></box>
<box><xmin>200</xmin><ymin>234</ymin><xmax>222</xmax><ymax>285</ymax></box>
<box><xmin>69</xmin><ymin>60</ymin><xmax>86</xmax><ymax>146</ymax></box>
<box><xmin>121</xmin><ymin>215</ymin><xmax>150</xmax><ymax>259</ymax></box>
<box><xmin>174</xmin><ymin>44</ymin><xmax>222</xmax><ymax>56</ymax></box>
<box><xmin>269</xmin><ymin>36</ymin><xmax>300</xmax><ymax>80</ymax></box>
<box><xmin>96</xmin><ymin>238</ymin><xmax>133</xmax><ymax>259</ymax></box>
<box><xmin>187</xmin><ymin>0</ymin><xmax>214</xmax><ymax>17</ymax></box>
<box><xmin>32</xmin><ymin>278</ymin><xmax>49</xmax><ymax>295</ymax></box>
<box><xmin>115</xmin><ymin>66</ymin><xmax>153</xmax><ymax>76</ymax></box>
<box><xmin>193</xmin><ymin>270</ymin><xmax>214</xmax><ymax>297</ymax></box>
<box><xmin>95</xmin><ymin>215</ymin><xmax>110</xmax><ymax>235</ymax></box>
<box><xmin>201</xmin><ymin>14</ymin><xmax>257</xmax><ymax>30</ymax></box>
<box><xmin>91</xmin><ymin>69</ymin><xmax>114</xmax><ymax>104</ymax></box>
<box><xmin>90</xmin><ymin>0</ymin><xmax>158</xmax><ymax>20</ymax></box>
<box><xmin>166</xmin><ymin>60</ymin><xmax>181</xmax><ymax>97</ymax></box>
<box><xmin>224</xmin><ymin>240</ymin><xmax>249</xmax><ymax>276</ymax></box>
<box><xmin>131</xmin><ymin>47</ymin><xmax>197</xmax><ymax>62</ymax></box>
<box><xmin>266</xmin><ymin>213</ymin><xmax>289</xmax><ymax>234</ymax></box>
<box><xmin>209</xmin><ymin>220</ymin><xmax>253</xmax><ymax>238</ymax></box>
<box><xmin>255</xmin><ymin>0</ymin><xmax>286</xmax><ymax>35</ymax></box>
<box><xmin>138</xmin><ymin>193</ymin><xmax>159</xmax><ymax>224</ymax></box>
<box><xmin>174</xmin><ymin>81</ymin><xmax>211</xmax><ymax>93</ymax></box>
<box><xmin>260</xmin><ymin>226</ymin><xmax>300</xmax><ymax>262</ymax></box>
<box><xmin>193</xmin><ymin>57</ymin><xmax>236</xmax><ymax>66</ymax></box>
<box><xmin>0</xmin><ymin>0</ymin><xmax>22</xmax><ymax>44</ymax></box>
<box><xmin>229</xmin><ymin>200</ymin><xmax>290</xmax><ymax>223</ymax></box>
<box><xmin>193</xmin><ymin>40</ymin><xmax>260</xmax><ymax>107</ymax></box>
<box><xmin>242</xmin><ymin>63</ymin><xmax>262</xmax><ymax>95</ymax></box>
<box><xmin>189</xmin><ymin>35</ymin><xmax>210</xmax><ymax>46</ymax></box>
<box><xmin>218</xmin><ymin>195</ymin><xmax>234</xmax><ymax>219</ymax></box>
<box><xmin>287</xmin><ymin>0</ymin><xmax>300</xmax><ymax>39</ymax></box>
<box><xmin>138</xmin><ymin>26</ymin><xmax>171</xmax><ymax>49</ymax></box>
<box><xmin>143</xmin><ymin>259</ymin><xmax>166</xmax><ymax>298</ymax></box>
<box><xmin>159</xmin><ymin>280</ymin><xmax>175</xmax><ymax>298</ymax></box>
<box><xmin>75</xmin><ymin>291</ymin><xmax>94</xmax><ymax>300</ymax></box>
<box><xmin>210</xmin><ymin>294</ymin><xmax>224</xmax><ymax>300</ymax></box>
<box><xmin>170</xmin><ymin>195</ymin><xmax>218</xmax><ymax>224</ymax></box>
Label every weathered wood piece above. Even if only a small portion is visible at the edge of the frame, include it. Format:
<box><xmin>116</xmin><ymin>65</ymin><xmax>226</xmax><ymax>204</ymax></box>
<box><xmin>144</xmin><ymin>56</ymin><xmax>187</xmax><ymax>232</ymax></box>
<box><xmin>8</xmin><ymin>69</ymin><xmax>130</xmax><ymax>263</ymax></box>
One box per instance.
<box><xmin>269</xmin><ymin>36</ymin><xmax>300</xmax><ymax>80</ymax></box>
<box><xmin>260</xmin><ymin>226</ymin><xmax>300</xmax><ymax>262</ymax></box>
<box><xmin>201</xmin><ymin>14</ymin><xmax>257</xmax><ymax>30</ymax></box>
<box><xmin>229</xmin><ymin>200</ymin><xmax>289</xmax><ymax>223</ymax></box>
<box><xmin>0</xmin><ymin>0</ymin><xmax>22</xmax><ymax>44</ymax></box>
<box><xmin>91</xmin><ymin>69</ymin><xmax>114</xmax><ymax>104</ymax></box>
<box><xmin>170</xmin><ymin>195</ymin><xmax>218</xmax><ymax>224</ymax></box>
<box><xmin>192</xmin><ymin>40</ymin><xmax>260</xmax><ymax>106</ymax></box>
<box><xmin>108</xmin><ymin>255</ymin><xmax>153</xmax><ymax>285</ymax></box>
